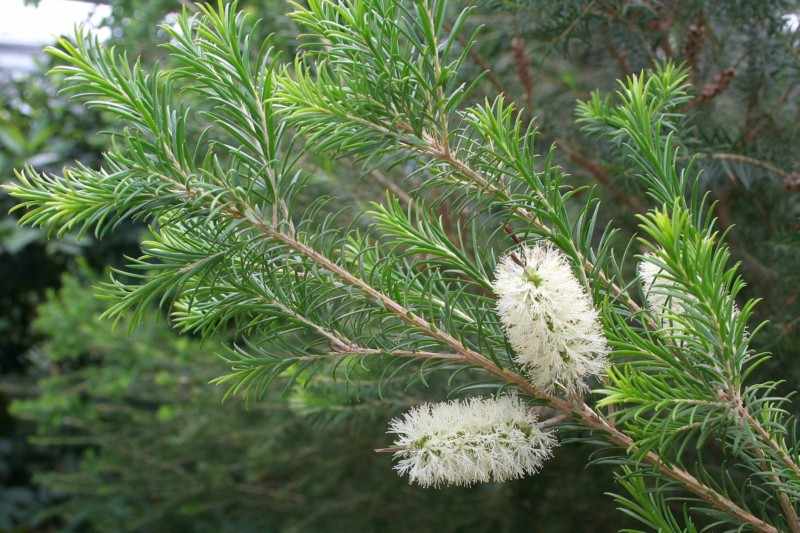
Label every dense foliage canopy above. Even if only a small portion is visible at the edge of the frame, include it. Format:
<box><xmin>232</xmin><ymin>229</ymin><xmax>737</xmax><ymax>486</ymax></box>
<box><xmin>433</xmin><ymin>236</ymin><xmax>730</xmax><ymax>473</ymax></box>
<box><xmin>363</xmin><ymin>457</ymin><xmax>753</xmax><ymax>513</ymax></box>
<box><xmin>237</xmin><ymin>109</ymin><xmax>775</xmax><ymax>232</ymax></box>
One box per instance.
<box><xmin>3</xmin><ymin>0</ymin><xmax>800</xmax><ymax>531</ymax></box>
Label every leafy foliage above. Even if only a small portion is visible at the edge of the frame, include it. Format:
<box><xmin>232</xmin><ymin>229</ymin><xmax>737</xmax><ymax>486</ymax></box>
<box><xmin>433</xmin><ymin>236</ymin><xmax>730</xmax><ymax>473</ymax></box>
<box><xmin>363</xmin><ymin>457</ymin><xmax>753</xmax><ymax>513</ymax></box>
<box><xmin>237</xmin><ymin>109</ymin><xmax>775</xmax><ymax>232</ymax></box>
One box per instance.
<box><xmin>0</xmin><ymin>67</ymin><xmax>141</xmax><ymax>529</ymax></box>
<box><xmin>12</xmin><ymin>269</ymin><xmax>622</xmax><ymax>532</ymax></box>
<box><xmin>6</xmin><ymin>0</ymin><xmax>800</xmax><ymax>531</ymax></box>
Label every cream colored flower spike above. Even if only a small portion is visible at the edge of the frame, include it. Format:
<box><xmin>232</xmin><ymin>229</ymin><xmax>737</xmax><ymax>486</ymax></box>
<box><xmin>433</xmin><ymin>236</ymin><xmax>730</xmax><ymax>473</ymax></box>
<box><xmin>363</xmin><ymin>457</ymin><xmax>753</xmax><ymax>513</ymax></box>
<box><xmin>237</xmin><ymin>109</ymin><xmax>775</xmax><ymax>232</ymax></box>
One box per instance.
<box><xmin>388</xmin><ymin>396</ymin><xmax>556</xmax><ymax>488</ymax></box>
<box><xmin>493</xmin><ymin>244</ymin><xmax>609</xmax><ymax>395</ymax></box>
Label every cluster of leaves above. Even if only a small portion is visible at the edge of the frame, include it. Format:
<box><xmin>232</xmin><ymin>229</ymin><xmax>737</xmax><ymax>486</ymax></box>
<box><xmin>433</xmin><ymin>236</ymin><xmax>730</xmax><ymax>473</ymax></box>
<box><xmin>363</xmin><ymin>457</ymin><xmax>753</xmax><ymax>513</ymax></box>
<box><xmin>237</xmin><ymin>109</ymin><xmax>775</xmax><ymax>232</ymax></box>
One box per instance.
<box><xmin>10</xmin><ymin>268</ymin><xmax>621</xmax><ymax>532</ymax></box>
<box><xmin>5</xmin><ymin>0</ymin><xmax>800</xmax><ymax>531</ymax></box>
<box><xmin>2</xmin><ymin>5</ymin><xmax>620</xmax><ymax>530</ymax></box>
<box><xmin>578</xmin><ymin>66</ymin><xmax>800</xmax><ymax>532</ymax></box>
<box><xmin>460</xmin><ymin>0</ymin><xmax>800</xmax><ymax>371</ymax></box>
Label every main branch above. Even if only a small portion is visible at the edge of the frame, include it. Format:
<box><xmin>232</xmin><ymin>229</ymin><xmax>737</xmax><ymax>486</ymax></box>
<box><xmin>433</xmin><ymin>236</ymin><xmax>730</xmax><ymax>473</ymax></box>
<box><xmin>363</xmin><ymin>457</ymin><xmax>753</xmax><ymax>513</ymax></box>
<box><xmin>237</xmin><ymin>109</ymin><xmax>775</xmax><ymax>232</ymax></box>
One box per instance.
<box><xmin>246</xmin><ymin>211</ymin><xmax>777</xmax><ymax>533</ymax></box>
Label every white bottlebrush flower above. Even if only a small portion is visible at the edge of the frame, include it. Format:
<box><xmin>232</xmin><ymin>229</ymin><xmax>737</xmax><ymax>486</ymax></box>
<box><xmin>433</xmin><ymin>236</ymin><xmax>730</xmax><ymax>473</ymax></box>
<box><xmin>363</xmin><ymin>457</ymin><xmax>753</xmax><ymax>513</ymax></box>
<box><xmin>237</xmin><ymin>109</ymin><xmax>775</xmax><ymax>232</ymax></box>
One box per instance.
<box><xmin>493</xmin><ymin>244</ymin><xmax>609</xmax><ymax>394</ymax></box>
<box><xmin>638</xmin><ymin>254</ymin><xmax>690</xmax><ymax>330</ymax></box>
<box><xmin>388</xmin><ymin>395</ymin><xmax>556</xmax><ymax>488</ymax></box>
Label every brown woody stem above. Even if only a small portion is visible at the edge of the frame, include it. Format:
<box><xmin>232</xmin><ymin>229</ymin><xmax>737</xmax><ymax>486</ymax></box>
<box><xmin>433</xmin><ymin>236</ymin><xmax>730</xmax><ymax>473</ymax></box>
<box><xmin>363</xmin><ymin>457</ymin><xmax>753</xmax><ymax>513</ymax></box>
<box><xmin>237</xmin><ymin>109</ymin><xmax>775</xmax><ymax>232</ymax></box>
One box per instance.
<box><xmin>246</xmin><ymin>213</ymin><xmax>777</xmax><ymax>533</ymax></box>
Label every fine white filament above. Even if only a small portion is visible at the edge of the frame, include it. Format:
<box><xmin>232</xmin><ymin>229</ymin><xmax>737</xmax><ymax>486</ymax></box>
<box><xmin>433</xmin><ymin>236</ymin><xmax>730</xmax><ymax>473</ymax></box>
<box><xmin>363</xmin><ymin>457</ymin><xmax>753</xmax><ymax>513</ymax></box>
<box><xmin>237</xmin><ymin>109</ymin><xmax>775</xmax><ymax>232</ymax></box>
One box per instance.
<box><xmin>388</xmin><ymin>396</ymin><xmax>556</xmax><ymax>488</ymax></box>
<box><xmin>494</xmin><ymin>244</ymin><xmax>609</xmax><ymax>394</ymax></box>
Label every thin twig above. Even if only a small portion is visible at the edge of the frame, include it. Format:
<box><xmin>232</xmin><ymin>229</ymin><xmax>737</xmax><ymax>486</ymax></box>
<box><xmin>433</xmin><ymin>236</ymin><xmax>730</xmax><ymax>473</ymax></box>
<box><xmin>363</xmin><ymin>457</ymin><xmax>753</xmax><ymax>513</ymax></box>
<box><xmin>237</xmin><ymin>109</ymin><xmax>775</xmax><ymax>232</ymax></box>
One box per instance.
<box><xmin>687</xmin><ymin>68</ymin><xmax>736</xmax><ymax>108</ymax></box>
<box><xmin>738</xmin><ymin>401</ymin><xmax>800</xmax><ymax>480</ymax></box>
<box><xmin>734</xmin><ymin>398</ymin><xmax>800</xmax><ymax>532</ymax></box>
<box><xmin>700</xmin><ymin>152</ymin><xmax>793</xmax><ymax>180</ymax></box>
<box><xmin>550</xmin><ymin>0</ymin><xmax>597</xmax><ymax>44</ymax></box>
<box><xmin>374</xmin><ymin>446</ymin><xmax>403</xmax><ymax>454</ymax></box>
<box><xmin>503</xmin><ymin>224</ymin><xmax>526</xmax><ymax>267</ymax></box>
<box><xmin>539</xmin><ymin>414</ymin><xmax>569</xmax><ymax>428</ymax></box>
<box><xmin>556</xmin><ymin>139</ymin><xmax>646</xmax><ymax>213</ymax></box>
<box><xmin>511</xmin><ymin>36</ymin><xmax>534</xmax><ymax>111</ymax></box>
<box><xmin>371</xmin><ymin>169</ymin><xmax>414</xmax><ymax>206</ymax></box>
<box><xmin>447</xmin><ymin>22</ymin><xmax>509</xmax><ymax>98</ymax></box>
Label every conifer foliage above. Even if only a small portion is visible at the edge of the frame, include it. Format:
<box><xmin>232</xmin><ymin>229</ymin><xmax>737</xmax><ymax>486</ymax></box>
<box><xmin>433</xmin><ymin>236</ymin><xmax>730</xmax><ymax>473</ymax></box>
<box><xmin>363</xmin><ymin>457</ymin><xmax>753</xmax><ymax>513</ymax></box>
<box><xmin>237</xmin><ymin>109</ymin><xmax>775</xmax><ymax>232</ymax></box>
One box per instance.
<box><xmin>6</xmin><ymin>1</ymin><xmax>800</xmax><ymax>530</ymax></box>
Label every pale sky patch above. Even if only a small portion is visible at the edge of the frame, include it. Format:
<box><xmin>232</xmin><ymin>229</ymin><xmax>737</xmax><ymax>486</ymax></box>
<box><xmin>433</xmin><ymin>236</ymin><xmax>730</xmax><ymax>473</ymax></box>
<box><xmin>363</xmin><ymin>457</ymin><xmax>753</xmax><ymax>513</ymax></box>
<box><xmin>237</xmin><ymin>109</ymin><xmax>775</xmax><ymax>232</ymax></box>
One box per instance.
<box><xmin>1</xmin><ymin>0</ymin><xmax>111</xmax><ymax>72</ymax></box>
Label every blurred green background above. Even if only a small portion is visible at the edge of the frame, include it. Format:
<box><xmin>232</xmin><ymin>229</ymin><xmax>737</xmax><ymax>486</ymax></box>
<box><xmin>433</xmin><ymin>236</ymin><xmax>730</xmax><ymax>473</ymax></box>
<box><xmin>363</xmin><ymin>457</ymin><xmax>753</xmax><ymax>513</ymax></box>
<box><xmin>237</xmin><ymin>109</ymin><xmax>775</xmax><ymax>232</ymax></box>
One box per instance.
<box><xmin>1</xmin><ymin>0</ymin><xmax>799</xmax><ymax>531</ymax></box>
